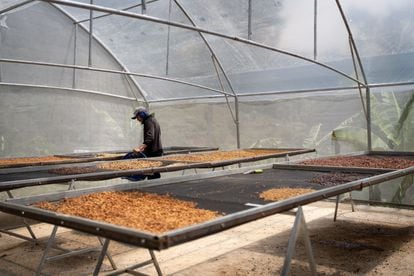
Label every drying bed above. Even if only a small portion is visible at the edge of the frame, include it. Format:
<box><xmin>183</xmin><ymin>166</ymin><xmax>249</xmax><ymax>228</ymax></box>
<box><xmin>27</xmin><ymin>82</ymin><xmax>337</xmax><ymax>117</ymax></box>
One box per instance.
<box><xmin>1</xmin><ymin>164</ymin><xmax>413</xmax><ymax>250</ymax></box>
<box><xmin>0</xmin><ymin>155</ymin><xmax>86</xmax><ymax>169</ymax></box>
<box><xmin>0</xmin><ymin>146</ymin><xmax>219</xmax><ymax>169</ymax></box>
<box><xmin>0</xmin><ymin>159</ymin><xmax>202</xmax><ymax>192</ymax></box>
<box><xmin>35</xmin><ymin>191</ymin><xmax>221</xmax><ymax>234</ymax></box>
<box><xmin>275</xmin><ymin>151</ymin><xmax>414</xmax><ymax>173</ymax></box>
<box><xmin>157</xmin><ymin>148</ymin><xmax>315</xmax><ymax>167</ymax></box>
<box><xmin>0</xmin><ymin>147</ymin><xmax>314</xmax><ymax>193</ymax></box>
<box><xmin>0</xmin><ymin>153</ymin><xmax>126</xmax><ymax>169</ymax></box>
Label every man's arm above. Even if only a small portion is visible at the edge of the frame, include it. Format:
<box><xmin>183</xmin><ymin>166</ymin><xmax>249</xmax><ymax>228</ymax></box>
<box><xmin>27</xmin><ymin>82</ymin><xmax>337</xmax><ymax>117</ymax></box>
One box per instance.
<box><xmin>133</xmin><ymin>121</ymin><xmax>154</xmax><ymax>153</ymax></box>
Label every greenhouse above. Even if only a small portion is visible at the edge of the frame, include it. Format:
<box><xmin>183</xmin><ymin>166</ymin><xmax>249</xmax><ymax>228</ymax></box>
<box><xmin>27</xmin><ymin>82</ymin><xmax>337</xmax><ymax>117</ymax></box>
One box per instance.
<box><xmin>0</xmin><ymin>0</ymin><xmax>414</xmax><ymax>275</ymax></box>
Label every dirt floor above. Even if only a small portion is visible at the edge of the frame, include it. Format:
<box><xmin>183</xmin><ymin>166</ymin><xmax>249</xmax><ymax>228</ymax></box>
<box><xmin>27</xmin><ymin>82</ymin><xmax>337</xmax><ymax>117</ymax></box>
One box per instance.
<box><xmin>0</xmin><ymin>201</ymin><xmax>413</xmax><ymax>275</ymax></box>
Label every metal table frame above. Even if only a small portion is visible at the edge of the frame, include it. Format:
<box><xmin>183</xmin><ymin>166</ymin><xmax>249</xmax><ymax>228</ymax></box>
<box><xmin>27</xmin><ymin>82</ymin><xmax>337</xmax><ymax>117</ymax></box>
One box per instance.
<box><xmin>1</xmin><ymin>162</ymin><xmax>414</xmax><ymax>274</ymax></box>
<box><xmin>0</xmin><ymin>146</ymin><xmax>220</xmax><ymax>169</ymax></box>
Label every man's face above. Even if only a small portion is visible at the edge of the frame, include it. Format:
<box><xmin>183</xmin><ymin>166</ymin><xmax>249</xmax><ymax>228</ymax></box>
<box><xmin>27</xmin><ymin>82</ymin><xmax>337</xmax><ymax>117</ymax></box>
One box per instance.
<box><xmin>136</xmin><ymin>116</ymin><xmax>143</xmax><ymax>123</ymax></box>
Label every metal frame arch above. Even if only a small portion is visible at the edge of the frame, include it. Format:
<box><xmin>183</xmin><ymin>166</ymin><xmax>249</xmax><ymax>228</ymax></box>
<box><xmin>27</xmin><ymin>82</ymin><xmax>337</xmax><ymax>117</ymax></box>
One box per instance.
<box><xmin>173</xmin><ymin>0</ymin><xmax>241</xmax><ymax>148</ymax></box>
<box><xmin>335</xmin><ymin>0</ymin><xmax>372</xmax><ymax>150</ymax></box>
<box><xmin>37</xmin><ymin>0</ymin><xmax>367</xmax><ymax>88</ymax></box>
<box><xmin>0</xmin><ymin>58</ymin><xmax>234</xmax><ymax>97</ymax></box>
<box><xmin>49</xmin><ymin>2</ymin><xmax>149</xmax><ymax>106</ymax></box>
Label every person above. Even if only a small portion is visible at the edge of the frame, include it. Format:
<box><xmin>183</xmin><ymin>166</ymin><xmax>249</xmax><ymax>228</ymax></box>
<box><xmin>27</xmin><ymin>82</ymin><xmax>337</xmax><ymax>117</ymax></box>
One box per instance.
<box><xmin>123</xmin><ymin>107</ymin><xmax>163</xmax><ymax>180</ymax></box>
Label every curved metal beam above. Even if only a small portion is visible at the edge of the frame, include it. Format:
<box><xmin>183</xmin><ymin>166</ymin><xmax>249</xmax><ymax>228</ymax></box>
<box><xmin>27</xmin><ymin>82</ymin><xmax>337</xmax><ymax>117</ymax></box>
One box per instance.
<box><xmin>335</xmin><ymin>0</ymin><xmax>371</xmax><ymax>150</ymax></box>
<box><xmin>75</xmin><ymin>0</ymin><xmax>160</xmax><ymax>24</ymax></box>
<box><xmin>49</xmin><ymin>2</ymin><xmax>149</xmax><ymax>104</ymax></box>
<box><xmin>39</xmin><ymin>0</ymin><xmax>367</xmax><ymax>87</ymax></box>
<box><xmin>335</xmin><ymin>0</ymin><xmax>368</xmax><ymax>85</ymax></box>
<box><xmin>174</xmin><ymin>0</ymin><xmax>241</xmax><ymax>148</ymax></box>
<box><xmin>0</xmin><ymin>82</ymin><xmax>138</xmax><ymax>102</ymax></box>
<box><xmin>0</xmin><ymin>0</ymin><xmax>35</xmax><ymax>14</ymax></box>
<box><xmin>0</xmin><ymin>58</ymin><xmax>234</xmax><ymax>96</ymax></box>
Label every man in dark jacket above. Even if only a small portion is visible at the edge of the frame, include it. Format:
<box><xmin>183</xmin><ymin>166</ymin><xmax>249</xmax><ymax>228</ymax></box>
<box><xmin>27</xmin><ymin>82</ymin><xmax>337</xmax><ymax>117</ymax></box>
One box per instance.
<box><xmin>124</xmin><ymin>107</ymin><xmax>163</xmax><ymax>180</ymax></box>
<box><xmin>131</xmin><ymin>107</ymin><xmax>163</xmax><ymax>158</ymax></box>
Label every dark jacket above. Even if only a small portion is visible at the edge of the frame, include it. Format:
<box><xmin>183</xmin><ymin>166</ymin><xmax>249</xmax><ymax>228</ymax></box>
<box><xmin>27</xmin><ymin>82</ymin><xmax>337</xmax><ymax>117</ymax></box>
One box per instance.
<box><xmin>142</xmin><ymin>115</ymin><xmax>163</xmax><ymax>157</ymax></box>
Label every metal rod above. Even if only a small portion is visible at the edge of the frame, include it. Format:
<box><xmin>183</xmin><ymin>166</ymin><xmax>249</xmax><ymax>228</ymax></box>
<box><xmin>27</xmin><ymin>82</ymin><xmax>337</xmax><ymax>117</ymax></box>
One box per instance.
<box><xmin>23</xmin><ymin>219</ymin><xmax>37</xmax><ymax>240</ymax></box>
<box><xmin>51</xmin><ymin>3</ymin><xmax>148</xmax><ymax>104</ymax></box>
<box><xmin>75</xmin><ymin>0</ymin><xmax>160</xmax><ymax>24</ymax></box>
<box><xmin>165</xmin><ymin>0</ymin><xmax>172</xmax><ymax>76</ymax></box>
<box><xmin>68</xmin><ymin>179</ymin><xmax>76</xmax><ymax>190</ymax></box>
<box><xmin>349</xmin><ymin>192</ymin><xmax>355</xmax><ymax>212</ymax></box>
<box><xmin>72</xmin><ymin>24</ymin><xmax>78</xmax><ymax>89</ymax></box>
<box><xmin>335</xmin><ymin>0</ymin><xmax>368</xmax><ymax>84</ymax></box>
<box><xmin>106</xmin><ymin>260</ymin><xmax>154</xmax><ymax>276</ymax></box>
<box><xmin>174</xmin><ymin>0</ymin><xmax>240</xmax><ymax>97</ymax></box>
<box><xmin>0</xmin><ymin>228</ymin><xmax>37</xmax><ymax>242</ymax></box>
<box><xmin>174</xmin><ymin>0</ymin><xmax>241</xmax><ymax>148</ymax></box>
<box><xmin>149</xmin><ymin>250</ymin><xmax>163</xmax><ymax>276</ymax></box>
<box><xmin>235</xmin><ymin>96</ymin><xmax>241</xmax><ymax>149</ymax></box>
<box><xmin>46</xmin><ymin>246</ymin><xmax>101</xmax><ymax>262</ymax></box>
<box><xmin>0</xmin><ymin>27</ymin><xmax>3</xmax><ymax>82</ymax></box>
<box><xmin>141</xmin><ymin>0</ymin><xmax>147</xmax><ymax>14</ymax></box>
<box><xmin>0</xmin><ymin>58</ymin><xmax>233</xmax><ymax>96</ymax></box>
<box><xmin>145</xmin><ymin>82</ymin><xmax>414</xmax><ymax>102</ymax></box>
<box><xmin>36</xmin><ymin>225</ymin><xmax>59</xmax><ymax>276</ymax></box>
<box><xmin>366</xmin><ymin>87</ymin><xmax>372</xmax><ymax>150</ymax></box>
<box><xmin>88</xmin><ymin>0</ymin><xmax>93</xmax><ymax>67</ymax></box>
<box><xmin>281</xmin><ymin>206</ymin><xmax>316</xmax><ymax>275</ymax></box>
<box><xmin>0</xmin><ymin>82</ymin><xmax>138</xmax><ymax>102</ymax></box>
<box><xmin>248</xmin><ymin>0</ymin><xmax>252</xmax><ymax>40</ymax></box>
<box><xmin>93</xmin><ymin>238</ymin><xmax>111</xmax><ymax>276</ymax></box>
<box><xmin>0</xmin><ymin>0</ymin><xmax>35</xmax><ymax>15</ymax></box>
<box><xmin>39</xmin><ymin>0</ymin><xmax>366</xmax><ymax>86</ymax></box>
<box><xmin>300</xmin><ymin>209</ymin><xmax>317</xmax><ymax>275</ymax></box>
<box><xmin>349</xmin><ymin>36</ymin><xmax>367</xmax><ymax>119</ymax></box>
<box><xmin>334</xmin><ymin>195</ymin><xmax>340</xmax><ymax>222</ymax></box>
<box><xmin>211</xmin><ymin>56</ymin><xmax>236</xmax><ymax>123</ymax></box>
<box><xmin>98</xmin><ymin>237</ymin><xmax>117</xmax><ymax>270</ymax></box>
<box><xmin>313</xmin><ymin>0</ymin><xmax>317</xmax><ymax>60</ymax></box>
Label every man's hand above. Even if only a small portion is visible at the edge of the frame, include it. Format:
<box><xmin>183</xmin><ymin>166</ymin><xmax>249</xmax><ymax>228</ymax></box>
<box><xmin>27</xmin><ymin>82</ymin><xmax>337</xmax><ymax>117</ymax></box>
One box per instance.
<box><xmin>133</xmin><ymin>144</ymin><xmax>147</xmax><ymax>153</ymax></box>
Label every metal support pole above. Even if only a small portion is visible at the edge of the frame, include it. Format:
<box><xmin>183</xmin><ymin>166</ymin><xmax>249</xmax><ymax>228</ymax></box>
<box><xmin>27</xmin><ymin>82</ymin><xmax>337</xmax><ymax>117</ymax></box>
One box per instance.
<box><xmin>349</xmin><ymin>192</ymin><xmax>355</xmax><ymax>212</ymax></box>
<box><xmin>335</xmin><ymin>0</ymin><xmax>368</xmax><ymax>85</ymax></box>
<box><xmin>98</xmin><ymin>237</ymin><xmax>117</xmax><ymax>270</ymax></box>
<box><xmin>68</xmin><ymin>179</ymin><xmax>76</xmax><ymax>190</ymax></box>
<box><xmin>285</xmin><ymin>154</ymin><xmax>290</xmax><ymax>162</ymax></box>
<box><xmin>0</xmin><ymin>0</ymin><xmax>34</xmax><ymax>15</ymax></box>
<box><xmin>281</xmin><ymin>206</ymin><xmax>317</xmax><ymax>276</ymax></box>
<box><xmin>366</xmin><ymin>87</ymin><xmax>372</xmax><ymax>151</ymax></box>
<box><xmin>174</xmin><ymin>0</ymin><xmax>240</xmax><ymax>149</ymax></box>
<box><xmin>88</xmin><ymin>0</ymin><xmax>94</xmax><ymax>67</ymax></box>
<box><xmin>93</xmin><ymin>238</ymin><xmax>111</xmax><ymax>276</ymax></box>
<box><xmin>0</xmin><ymin>28</ymin><xmax>2</xmax><ymax>82</ymax></box>
<box><xmin>105</xmin><ymin>249</ymin><xmax>163</xmax><ymax>276</ymax></box>
<box><xmin>141</xmin><ymin>0</ymin><xmax>147</xmax><ymax>14</ymax></box>
<box><xmin>349</xmin><ymin>36</ymin><xmax>367</xmax><ymax>119</ymax></box>
<box><xmin>334</xmin><ymin>195</ymin><xmax>340</xmax><ymax>222</ymax></box>
<box><xmin>247</xmin><ymin>0</ymin><xmax>252</xmax><ymax>40</ymax></box>
<box><xmin>0</xmin><ymin>190</ymin><xmax>38</xmax><ymax>241</ymax></box>
<box><xmin>149</xmin><ymin>249</ymin><xmax>163</xmax><ymax>276</ymax></box>
<box><xmin>235</xmin><ymin>96</ymin><xmax>241</xmax><ymax>149</ymax></box>
<box><xmin>165</xmin><ymin>0</ymin><xmax>172</xmax><ymax>75</ymax></box>
<box><xmin>36</xmin><ymin>225</ymin><xmax>59</xmax><ymax>276</ymax></box>
<box><xmin>334</xmin><ymin>193</ymin><xmax>356</xmax><ymax>222</ymax></box>
<box><xmin>313</xmin><ymin>0</ymin><xmax>317</xmax><ymax>60</ymax></box>
<box><xmin>72</xmin><ymin>23</ymin><xmax>78</xmax><ymax>89</ymax></box>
